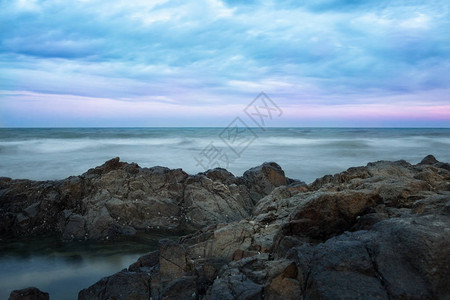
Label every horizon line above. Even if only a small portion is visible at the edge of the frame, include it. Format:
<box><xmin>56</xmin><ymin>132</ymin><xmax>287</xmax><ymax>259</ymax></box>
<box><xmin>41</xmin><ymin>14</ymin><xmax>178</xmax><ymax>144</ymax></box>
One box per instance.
<box><xmin>1</xmin><ymin>126</ymin><xmax>450</xmax><ymax>129</ymax></box>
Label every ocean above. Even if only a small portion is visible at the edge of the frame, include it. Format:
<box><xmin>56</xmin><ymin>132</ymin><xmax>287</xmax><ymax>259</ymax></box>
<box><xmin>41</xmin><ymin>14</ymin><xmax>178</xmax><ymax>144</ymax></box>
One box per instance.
<box><xmin>1</xmin><ymin>127</ymin><xmax>449</xmax><ymax>183</ymax></box>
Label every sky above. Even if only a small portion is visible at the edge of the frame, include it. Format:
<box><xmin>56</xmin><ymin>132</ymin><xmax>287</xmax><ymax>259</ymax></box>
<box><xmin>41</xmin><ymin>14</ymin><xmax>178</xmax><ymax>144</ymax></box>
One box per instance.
<box><xmin>0</xmin><ymin>0</ymin><xmax>449</xmax><ymax>127</ymax></box>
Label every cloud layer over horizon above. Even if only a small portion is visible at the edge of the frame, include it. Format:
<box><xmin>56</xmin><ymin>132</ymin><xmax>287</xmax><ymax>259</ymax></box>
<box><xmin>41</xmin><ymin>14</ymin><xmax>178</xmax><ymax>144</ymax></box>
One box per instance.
<box><xmin>1</xmin><ymin>0</ymin><xmax>449</xmax><ymax>127</ymax></box>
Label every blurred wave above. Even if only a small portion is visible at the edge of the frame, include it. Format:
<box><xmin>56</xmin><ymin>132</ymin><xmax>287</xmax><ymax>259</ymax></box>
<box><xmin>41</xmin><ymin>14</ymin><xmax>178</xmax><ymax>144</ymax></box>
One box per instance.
<box><xmin>0</xmin><ymin>128</ymin><xmax>449</xmax><ymax>183</ymax></box>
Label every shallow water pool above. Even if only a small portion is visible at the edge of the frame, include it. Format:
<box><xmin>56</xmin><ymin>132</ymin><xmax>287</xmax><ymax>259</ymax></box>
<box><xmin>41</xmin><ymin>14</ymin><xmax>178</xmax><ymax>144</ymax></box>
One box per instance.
<box><xmin>0</xmin><ymin>233</ymin><xmax>174</xmax><ymax>299</ymax></box>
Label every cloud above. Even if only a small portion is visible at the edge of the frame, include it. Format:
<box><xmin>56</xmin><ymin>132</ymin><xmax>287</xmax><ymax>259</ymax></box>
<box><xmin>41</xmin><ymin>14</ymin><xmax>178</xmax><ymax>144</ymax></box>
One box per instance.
<box><xmin>0</xmin><ymin>0</ymin><xmax>449</xmax><ymax>126</ymax></box>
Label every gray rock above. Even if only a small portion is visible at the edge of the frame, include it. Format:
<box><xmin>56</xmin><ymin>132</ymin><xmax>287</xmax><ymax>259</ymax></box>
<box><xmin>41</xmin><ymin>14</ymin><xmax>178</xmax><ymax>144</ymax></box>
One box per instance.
<box><xmin>241</xmin><ymin>162</ymin><xmax>288</xmax><ymax>203</ymax></box>
<box><xmin>209</xmin><ymin>266</ymin><xmax>263</xmax><ymax>300</ymax></box>
<box><xmin>78</xmin><ymin>269</ymin><xmax>151</xmax><ymax>300</ymax></box>
<box><xmin>419</xmin><ymin>154</ymin><xmax>439</xmax><ymax>165</ymax></box>
<box><xmin>0</xmin><ymin>159</ymin><xmax>285</xmax><ymax>240</ymax></box>
<box><xmin>9</xmin><ymin>287</ymin><xmax>49</xmax><ymax>300</ymax></box>
<box><xmin>62</xmin><ymin>213</ymin><xmax>86</xmax><ymax>240</ymax></box>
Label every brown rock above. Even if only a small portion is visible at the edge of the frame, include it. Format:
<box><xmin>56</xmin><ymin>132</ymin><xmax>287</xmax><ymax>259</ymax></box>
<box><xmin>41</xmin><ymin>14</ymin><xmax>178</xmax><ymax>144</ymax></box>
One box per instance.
<box><xmin>159</xmin><ymin>239</ymin><xmax>188</xmax><ymax>280</ymax></box>
<box><xmin>242</xmin><ymin>162</ymin><xmax>288</xmax><ymax>203</ymax></box>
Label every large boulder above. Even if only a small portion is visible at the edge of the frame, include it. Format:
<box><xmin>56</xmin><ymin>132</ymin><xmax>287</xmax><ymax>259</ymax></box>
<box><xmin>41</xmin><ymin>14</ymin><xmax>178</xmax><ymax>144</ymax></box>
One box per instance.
<box><xmin>241</xmin><ymin>162</ymin><xmax>288</xmax><ymax>203</ymax></box>
<box><xmin>285</xmin><ymin>214</ymin><xmax>450</xmax><ymax>299</ymax></box>
<box><xmin>183</xmin><ymin>175</ymin><xmax>253</xmax><ymax>228</ymax></box>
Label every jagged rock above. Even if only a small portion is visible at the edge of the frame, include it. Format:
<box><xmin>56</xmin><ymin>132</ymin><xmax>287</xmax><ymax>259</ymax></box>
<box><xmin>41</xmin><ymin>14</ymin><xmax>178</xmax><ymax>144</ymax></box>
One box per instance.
<box><xmin>419</xmin><ymin>154</ymin><xmax>439</xmax><ymax>165</ymax></box>
<box><xmin>203</xmin><ymin>168</ymin><xmax>237</xmax><ymax>185</ymax></box>
<box><xmin>241</xmin><ymin>162</ymin><xmax>288</xmax><ymax>203</ymax></box>
<box><xmin>183</xmin><ymin>174</ymin><xmax>253</xmax><ymax>228</ymax></box>
<box><xmin>0</xmin><ymin>159</ymin><xmax>283</xmax><ymax>240</ymax></box>
<box><xmin>9</xmin><ymin>287</ymin><xmax>49</xmax><ymax>300</ymax></box>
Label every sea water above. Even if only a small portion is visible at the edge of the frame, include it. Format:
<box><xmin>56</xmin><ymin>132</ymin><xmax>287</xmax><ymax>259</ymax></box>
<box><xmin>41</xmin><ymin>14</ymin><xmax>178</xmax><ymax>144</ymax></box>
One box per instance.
<box><xmin>0</xmin><ymin>127</ymin><xmax>449</xmax><ymax>183</ymax></box>
<box><xmin>0</xmin><ymin>234</ymin><xmax>171</xmax><ymax>299</ymax></box>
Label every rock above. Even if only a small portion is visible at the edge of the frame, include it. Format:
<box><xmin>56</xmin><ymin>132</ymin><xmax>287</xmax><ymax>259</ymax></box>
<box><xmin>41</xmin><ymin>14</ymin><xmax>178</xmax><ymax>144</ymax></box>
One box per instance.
<box><xmin>0</xmin><ymin>160</ymin><xmax>285</xmax><ymax>240</ymax></box>
<box><xmin>208</xmin><ymin>265</ymin><xmax>263</xmax><ymax>300</ymax></box>
<box><xmin>78</xmin><ymin>269</ymin><xmax>151</xmax><ymax>300</ymax></box>
<box><xmin>291</xmin><ymin>235</ymin><xmax>389</xmax><ymax>300</ymax></box>
<box><xmin>184</xmin><ymin>220</ymin><xmax>254</xmax><ymax>260</ymax></box>
<box><xmin>183</xmin><ymin>175</ymin><xmax>253</xmax><ymax>228</ymax></box>
<box><xmin>207</xmin><ymin>255</ymin><xmax>301</xmax><ymax>300</ymax></box>
<box><xmin>264</xmin><ymin>262</ymin><xmax>302</xmax><ymax>300</ymax></box>
<box><xmin>86</xmin><ymin>207</ymin><xmax>117</xmax><ymax>240</ymax></box>
<box><xmin>4</xmin><ymin>155</ymin><xmax>450</xmax><ymax>300</ymax></box>
<box><xmin>161</xmin><ymin>276</ymin><xmax>198</xmax><ymax>299</ymax></box>
<box><xmin>241</xmin><ymin>162</ymin><xmax>288</xmax><ymax>203</ymax></box>
<box><xmin>253</xmin><ymin>186</ymin><xmax>292</xmax><ymax>215</ymax></box>
<box><xmin>366</xmin><ymin>216</ymin><xmax>450</xmax><ymax>299</ymax></box>
<box><xmin>9</xmin><ymin>287</ymin><xmax>49</xmax><ymax>300</ymax></box>
<box><xmin>229</xmin><ymin>249</ymin><xmax>259</xmax><ymax>261</ymax></box>
<box><xmin>284</xmin><ymin>214</ymin><xmax>450</xmax><ymax>300</ymax></box>
<box><xmin>203</xmin><ymin>168</ymin><xmax>237</xmax><ymax>185</ymax></box>
<box><xmin>419</xmin><ymin>154</ymin><xmax>439</xmax><ymax>165</ymax></box>
<box><xmin>159</xmin><ymin>239</ymin><xmax>188</xmax><ymax>280</ymax></box>
<box><xmin>62</xmin><ymin>213</ymin><xmax>86</xmax><ymax>240</ymax></box>
<box><xmin>128</xmin><ymin>250</ymin><xmax>159</xmax><ymax>272</ymax></box>
<box><xmin>278</xmin><ymin>190</ymin><xmax>382</xmax><ymax>242</ymax></box>
<box><xmin>86</xmin><ymin>157</ymin><xmax>124</xmax><ymax>175</ymax></box>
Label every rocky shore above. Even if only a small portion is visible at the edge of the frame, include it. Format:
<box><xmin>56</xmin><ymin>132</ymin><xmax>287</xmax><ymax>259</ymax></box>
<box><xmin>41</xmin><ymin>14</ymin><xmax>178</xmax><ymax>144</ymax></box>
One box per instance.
<box><xmin>0</xmin><ymin>158</ymin><xmax>298</xmax><ymax>240</ymax></box>
<box><xmin>2</xmin><ymin>155</ymin><xmax>449</xmax><ymax>299</ymax></box>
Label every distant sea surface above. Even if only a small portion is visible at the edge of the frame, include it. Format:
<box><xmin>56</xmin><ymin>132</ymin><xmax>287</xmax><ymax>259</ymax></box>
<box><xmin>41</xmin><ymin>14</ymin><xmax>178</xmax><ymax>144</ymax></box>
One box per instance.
<box><xmin>1</xmin><ymin>128</ymin><xmax>449</xmax><ymax>183</ymax></box>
